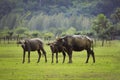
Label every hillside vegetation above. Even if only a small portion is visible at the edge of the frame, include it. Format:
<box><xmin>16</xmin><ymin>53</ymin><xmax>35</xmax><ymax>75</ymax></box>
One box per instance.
<box><xmin>0</xmin><ymin>0</ymin><xmax>120</xmax><ymax>41</ymax></box>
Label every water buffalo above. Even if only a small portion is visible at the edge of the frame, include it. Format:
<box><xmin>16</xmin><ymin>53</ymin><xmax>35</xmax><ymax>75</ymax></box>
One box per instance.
<box><xmin>55</xmin><ymin>35</ymin><xmax>95</xmax><ymax>63</ymax></box>
<box><xmin>47</xmin><ymin>41</ymin><xmax>66</xmax><ymax>63</ymax></box>
<box><xmin>17</xmin><ymin>38</ymin><xmax>47</xmax><ymax>63</ymax></box>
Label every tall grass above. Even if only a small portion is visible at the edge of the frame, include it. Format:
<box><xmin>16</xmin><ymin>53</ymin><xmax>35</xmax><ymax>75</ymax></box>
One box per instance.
<box><xmin>0</xmin><ymin>40</ymin><xmax>120</xmax><ymax>80</ymax></box>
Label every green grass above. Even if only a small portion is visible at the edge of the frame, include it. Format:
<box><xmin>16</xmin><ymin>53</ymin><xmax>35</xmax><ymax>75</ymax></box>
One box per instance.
<box><xmin>0</xmin><ymin>40</ymin><xmax>120</xmax><ymax>80</ymax></box>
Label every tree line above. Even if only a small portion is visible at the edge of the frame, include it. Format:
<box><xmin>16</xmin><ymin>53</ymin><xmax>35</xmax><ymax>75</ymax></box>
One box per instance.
<box><xmin>0</xmin><ymin>0</ymin><xmax>120</xmax><ymax>46</ymax></box>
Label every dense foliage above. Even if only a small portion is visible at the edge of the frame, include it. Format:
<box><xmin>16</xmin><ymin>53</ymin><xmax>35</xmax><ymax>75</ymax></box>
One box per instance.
<box><xmin>0</xmin><ymin>0</ymin><xmax>120</xmax><ymax>40</ymax></box>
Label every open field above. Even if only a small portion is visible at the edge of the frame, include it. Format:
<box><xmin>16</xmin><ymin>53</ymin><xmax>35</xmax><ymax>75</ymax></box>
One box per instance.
<box><xmin>0</xmin><ymin>40</ymin><xmax>120</xmax><ymax>80</ymax></box>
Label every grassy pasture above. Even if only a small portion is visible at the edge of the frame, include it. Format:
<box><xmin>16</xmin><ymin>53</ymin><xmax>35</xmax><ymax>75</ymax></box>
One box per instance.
<box><xmin>0</xmin><ymin>40</ymin><xmax>120</xmax><ymax>80</ymax></box>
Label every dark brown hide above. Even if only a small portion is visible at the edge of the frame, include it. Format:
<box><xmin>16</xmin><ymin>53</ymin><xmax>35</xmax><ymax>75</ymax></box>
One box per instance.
<box><xmin>18</xmin><ymin>38</ymin><xmax>47</xmax><ymax>63</ymax></box>
<box><xmin>56</xmin><ymin>35</ymin><xmax>95</xmax><ymax>63</ymax></box>
<box><xmin>47</xmin><ymin>42</ymin><xmax>66</xmax><ymax>63</ymax></box>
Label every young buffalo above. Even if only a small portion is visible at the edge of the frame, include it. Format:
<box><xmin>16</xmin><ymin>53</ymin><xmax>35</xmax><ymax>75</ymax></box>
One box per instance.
<box><xmin>17</xmin><ymin>38</ymin><xmax>47</xmax><ymax>63</ymax></box>
<box><xmin>47</xmin><ymin>41</ymin><xmax>66</xmax><ymax>63</ymax></box>
<box><xmin>55</xmin><ymin>35</ymin><xmax>95</xmax><ymax>63</ymax></box>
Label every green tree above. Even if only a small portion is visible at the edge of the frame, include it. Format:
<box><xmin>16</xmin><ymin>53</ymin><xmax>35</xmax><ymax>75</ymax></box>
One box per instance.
<box><xmin>31</xmin><ymin>31</ymin><xmax>41</xmax><ymax>38</ymax></box>
<box><xmin>92</xmin><ymin>14</ymin><xmax>112</xmax><ymax>46</ymax></box>
<box><xmin>43</xmin><ymin>32</ymin><xmax>54</xmax><ymax>40</ymax></box>
<box><xmin>111</xmin><ymin>8</ymin><xmax>120</xmax><ymax>36</ymax></box>
<box><xmin>65</xmin><ymin>27</ymin><xmax>76</xmax><ymax>35</ymax></box>
<box><xmin>111</xmin><ymin>8</ymin><xmax>120</xmax><ymax>23</ymax></box>
<box><xmin>15</xmin><ymin>27</ymin><xmax>29</xmax><ymax>39</ymax></box>
<box><xmin>15</xmin><ymin>27</ymin><xmax>28</xmax><ymax>34</ymax></box>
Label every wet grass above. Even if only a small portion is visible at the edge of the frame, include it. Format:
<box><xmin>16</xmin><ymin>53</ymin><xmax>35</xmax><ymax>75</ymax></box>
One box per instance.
<box><xmin>0</xmin><ymin>40</ymin><xmax>120</xmax><ymax>80</ymax></box>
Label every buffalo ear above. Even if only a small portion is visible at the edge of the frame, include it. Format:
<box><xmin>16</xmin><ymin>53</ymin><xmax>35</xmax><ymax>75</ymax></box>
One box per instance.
<box><xmin>57</xmin><ymin>38</ymin><xmax>65</xmax><ymax>43</ymax></box>
<box><xmin>24</xmin><ymin>40</ymin><xmax>30</xmax><ymax>45</ymax></box>
<box><xmin>62</xmin><ymin>38</ymin><xmax>65</xmax><ymax>43</ymax></box>
<box><xmin>17</xmin><ymin>40</ymin><xmax>25</xmax><ymax>44</ymax></box>
<box><xmin>22</xmin><ymin>40</ymin><xmax>25</xmax><ymax>44</ymax></box>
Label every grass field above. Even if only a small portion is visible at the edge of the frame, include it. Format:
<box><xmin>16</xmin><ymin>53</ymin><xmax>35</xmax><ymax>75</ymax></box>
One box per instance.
<box><xmin>0</xmin><ymin>40</ymin><xmax>120</xmax><ymax>80</ymax></box>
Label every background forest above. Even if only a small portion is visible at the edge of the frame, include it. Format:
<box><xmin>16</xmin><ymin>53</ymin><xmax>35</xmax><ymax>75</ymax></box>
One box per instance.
<box><xmin>0</xmin><ymin>0</ymin><xmax>120</xmax><ymax>41</ymax></box>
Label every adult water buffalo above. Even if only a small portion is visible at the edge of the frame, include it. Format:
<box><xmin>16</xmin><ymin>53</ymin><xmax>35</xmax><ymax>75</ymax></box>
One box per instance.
<box><xmin>55</xmin><ymin>35</ymin><xmax>95</xmax><ymax>63</ymax></box>
<box><xmin>47</xmin><ymin>41</ymin><xmax>66</xmax><ymax>63</ymax></box>
<box><xmin>17</xmin><ymin>38</ymin><xmax>47</xmax><ymax>63</ymax></box>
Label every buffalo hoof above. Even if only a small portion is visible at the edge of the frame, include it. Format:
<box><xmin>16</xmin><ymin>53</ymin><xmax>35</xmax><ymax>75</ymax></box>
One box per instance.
<box><xmin>68</xmin><ymin>61</ymin><xmax>72</xmax><ymax>63</ymax></box>
<box><xmin>51</xmin><ymin>61</ymin><xmax>53</xmax><ymax>64</ymax></box>
<box><xmin>85</xmin><ymin>61</ymin><xmax>88</xmax><ymax>63</ymax></box>
<box><xmin>37</xmin><ymin>61</ymin><xmax>40</xmax><ymax>63</ymax></box>
<box><xmin>56</xmin><ymin>61</ymin><xmax>58</xmax><ymax>63</ymax></box>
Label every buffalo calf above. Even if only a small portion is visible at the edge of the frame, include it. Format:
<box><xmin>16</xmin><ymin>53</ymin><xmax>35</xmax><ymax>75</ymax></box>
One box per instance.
<box><xmin>47</xmin><ymin>41</ymin><xmax>66</xmax><ymax>63</ymax></box>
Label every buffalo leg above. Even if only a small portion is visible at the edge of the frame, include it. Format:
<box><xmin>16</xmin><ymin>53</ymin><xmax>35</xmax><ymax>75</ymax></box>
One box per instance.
<box><xmin>51</xmin><ymin>53</ymin><xmax>54</xmax><ymax>63</ymax></box>
<box><xmin>41</xmin><ymin>47</ymin><xmax>47</xmax><ymax>62</ymax></box>
<box><xmin>28</xmin><ymin>51</ymin><xmax>30</xmax><ymax>63</ymax></box>
<box><xmin>62</xmin><ymin>51</ymin><xmax>66</xmax><ymax>63</ymax></box>
<box><xmin>56</xmin><ymin>52</ymin><xmax>58</xmax><ymax>63</ymax></box>
<box><xmin>69</xmin><ymin>53</ymin><xmax>72</xmax><ymax>63</ymax></box>
<box><xmin>91</xmin><ymin>50</ymin><xmax>95</xmax><ymax>63</ymax></box>
<box><xmin>68</xmin><ymin>49</ymin><xmax>72</xmax><ymax>63</ymax></box>
<box><xmin>37</xmin><ymin>50</ymin><xmax>41</xmax><ymax>63</ymax></box>
<box><xmin>22</xmin><ymin>50</ymin><xmax>25</xmax><ymax>63</ymax></box>
<box><xmin>86</xmin><ymin>50</ymin><xmax>90</xmax><ymax>63</ymax></box>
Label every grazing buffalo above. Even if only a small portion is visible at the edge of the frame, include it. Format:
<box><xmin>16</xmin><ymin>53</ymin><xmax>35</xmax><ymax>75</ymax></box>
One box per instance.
<box><xmin>17</xmin><ymin>38</ymin><xmax>47</xmax><ymax>63</ymax></box>
<box><xmin>55</xmin><ymin>35</ymin><xmax>95</xmax><ymax>63</ymax></box>
<box><xmin>47</xmin><ymin>41</ymin><xmax>66</xmax><ymax>63</ymax></box>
